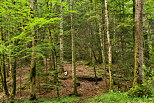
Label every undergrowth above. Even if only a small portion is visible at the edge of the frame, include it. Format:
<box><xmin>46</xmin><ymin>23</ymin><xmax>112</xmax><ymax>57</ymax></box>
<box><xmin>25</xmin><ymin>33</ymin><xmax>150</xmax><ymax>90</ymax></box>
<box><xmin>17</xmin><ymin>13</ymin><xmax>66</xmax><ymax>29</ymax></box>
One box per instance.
<box><xmin>5</xmin><ymin>91</ymin><xmax>154</xmax><ymax>103</ymax></box>
<box><xmin>6</xmin><ymin>97</ymin><xmax>79</xmax><ymax>103</ymax></box>
<box><xmin>87</xmin><ymin>91</ymin><xmax>154</xmax><ymax>103</ymax></box>
<box><xmin>127</xmin><ymin>84</ymin><xmax>152</xmax><ymax>97</ymax></box>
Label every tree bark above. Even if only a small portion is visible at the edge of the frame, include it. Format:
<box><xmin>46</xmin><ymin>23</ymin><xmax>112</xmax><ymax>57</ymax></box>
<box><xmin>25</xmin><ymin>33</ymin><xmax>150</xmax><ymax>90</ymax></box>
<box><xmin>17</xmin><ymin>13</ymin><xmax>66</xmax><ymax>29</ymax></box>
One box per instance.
<box><xmin>133</xmin><ymin>0</ymin><xmax>144</xmax><ymax>85</ymax></box>
<box><xmin>70</xmin><ymin>0</ymin><xmax>78</xmax><ymax>95</ymax></box>
<box><xmin>104</xmin><ymin>0</ymin><xmax>113</xmax><ymax>90</ymax></box>
<box><xmin>60</xmin><ymin>0</ymin><xmax>64</xmax><ymax>64</ymax></box>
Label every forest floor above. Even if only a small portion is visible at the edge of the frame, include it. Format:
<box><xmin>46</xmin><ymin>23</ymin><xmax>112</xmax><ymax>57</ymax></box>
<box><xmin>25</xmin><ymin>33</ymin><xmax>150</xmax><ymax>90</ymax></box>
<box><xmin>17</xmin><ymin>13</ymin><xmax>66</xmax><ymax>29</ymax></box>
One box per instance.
<box><xmin>0</xmin><ymin>61</ymin><xmax>108</xmax><ymax>100</ymax></box>
<box><xmin>0</xmin><ymin>61</ymin><xmax>134</xmax><ymax>102</ymax></box>
<box><xmin>38</xmin><ymin>62</ymin><xmax>108</xmax><ymax>99</ymax></box>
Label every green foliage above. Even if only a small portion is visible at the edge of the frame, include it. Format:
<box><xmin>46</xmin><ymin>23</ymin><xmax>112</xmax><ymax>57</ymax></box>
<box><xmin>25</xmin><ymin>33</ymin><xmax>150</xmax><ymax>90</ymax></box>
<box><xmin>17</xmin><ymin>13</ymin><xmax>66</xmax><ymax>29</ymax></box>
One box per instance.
<box><xmin>87</xmin><ymin>92</ymin><xmax>154</xmax><ymax>103</ymax></box>
<box><xmin>143</xmin><ymin>65</ymin><xmax>154</xmax><ymax>78</ymax></box>
<box><xmin>41</xmin><ymin>97</ymin><xmax>79</xmax><ymax>103</ymax></box>
<box><xmin>6</xmin><ymin>97</ymin><xmax>79</xmax><ymax>103</ymax></box>
<box><xmin>97</xmin><ymin>70</ymin><xmax>105</xmax><ymax>74</ymax></box>
<box><xmin>89</xmin><ymin>92</ymin><xmax>128</xmax><ymax>103</ymax></box>
<box><xmin>127</xmin><ymin>85</ymin><xmax>153</xmax><ymax>98</ymax></box>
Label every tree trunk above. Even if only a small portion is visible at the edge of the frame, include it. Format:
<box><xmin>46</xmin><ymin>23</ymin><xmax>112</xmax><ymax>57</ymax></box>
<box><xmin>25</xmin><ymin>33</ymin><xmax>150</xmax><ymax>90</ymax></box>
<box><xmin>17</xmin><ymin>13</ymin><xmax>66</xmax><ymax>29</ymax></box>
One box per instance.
<box><xmin>1</xmin><ymin>55</ymin><xmax>9</xmax><ymax>97</ymax></box>
<box><xmin>30</xmin><ymin>32</ymin><xmax>36</xmax><ymax>100</ymax></box>
<box><xmin>133</xmin><ymin>0</ymin><xmax>144</xmax><ymax>85</ymax></box>
<box><xmin>11</xmin><ymin>56</ymin><xmax>17</xmax><ymax>97</ymax></box>
<box><xmin>70</xmin><ymin>0</ymin><xmax>78</xmax><ymax>95</ymax></box>
<box><xmin>143</xmin><ymin>6</ymin><xmax>150</xmax><ymax>67</ymax></box>
<box><xmin>0</xmin><ymin>31</ymin><xmax>9</xmax><ymax>97</ymax></box>
<box><xmin>104</xmin><ymin>0</ymin><xmax>113</xmax><ymax>91</ymax></box>
<box><xmin>29</xmin><ymin>0</ymin><xmax>36</xmax><ymax>100</ymax></box>
<box><xmin>99</xmin><ymin>17</ymin><xmax>105</xmax><ymax>65</ymax></box>
<box><xmin>60</xmin><ymin>0</ymin><xmax>64</xmax><ymax>64</ymax></box>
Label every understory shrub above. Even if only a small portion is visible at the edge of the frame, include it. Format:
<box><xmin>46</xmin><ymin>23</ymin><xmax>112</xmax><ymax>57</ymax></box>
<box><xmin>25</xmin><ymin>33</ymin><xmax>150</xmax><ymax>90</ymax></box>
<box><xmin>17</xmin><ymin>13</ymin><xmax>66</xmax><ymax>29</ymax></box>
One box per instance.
<box><xmin>127</xmin><ymin>84</ymin><xmax>152</xmax><ymax>97</ymax></box>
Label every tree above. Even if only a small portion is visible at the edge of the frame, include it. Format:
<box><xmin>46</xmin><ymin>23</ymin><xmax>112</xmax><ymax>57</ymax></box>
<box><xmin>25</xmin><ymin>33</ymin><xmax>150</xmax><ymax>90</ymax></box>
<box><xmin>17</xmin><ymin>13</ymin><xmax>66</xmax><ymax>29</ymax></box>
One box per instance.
<box><xmin>10</xmin><ymin>42</ymin><xmax>17</xmax><ymax>98</ymax></box>
<box><xmin>0</xmin><ymin>30</ymin><xmax>9</xmax><ymax>97</ymax></box>
<box><xmin>29</xmin><ymin>0</ymin><xmax>36</xmax><ymax>100</ymax></box>
<box><xmin>60</xmin><ymin>0</ymin><xmax>64</xmax><ymax>64</ymax></box>
<box><xmin>10</xmin><ymin>1</ymin><xmax>18</xmax><ymax>98</ymax></box>
<box><xmin>104</xmin><ymin>0</ymin><xmax>113</xmax><ymax>90</ymax></box>
<box><xmin>70</xmin><ymin>0</ymin><xmax>78</xmax><ymax>95</ymax></box>
<box><xmin>133</xmin><ymin>0</ymin><xmax>144</xmax><ymax>85</ymax></box>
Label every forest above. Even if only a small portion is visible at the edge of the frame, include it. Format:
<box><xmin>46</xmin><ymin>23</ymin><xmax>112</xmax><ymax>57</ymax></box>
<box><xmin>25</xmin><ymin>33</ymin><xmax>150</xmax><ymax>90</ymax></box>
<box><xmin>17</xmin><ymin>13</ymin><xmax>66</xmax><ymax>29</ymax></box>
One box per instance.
<box><xmin>0</xmin><ymin>0</ymin><xmax>154</xmax><ymax>103</ymax></box>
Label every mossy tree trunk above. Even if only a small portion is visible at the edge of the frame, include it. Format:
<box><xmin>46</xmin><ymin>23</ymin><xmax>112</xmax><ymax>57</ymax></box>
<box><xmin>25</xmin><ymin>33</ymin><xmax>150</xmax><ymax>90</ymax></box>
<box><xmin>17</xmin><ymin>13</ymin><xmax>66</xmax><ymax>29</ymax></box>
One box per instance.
<box><xmin>133</xmin><ymin>0</ymin><xmax>144</xmax><ymax>86</ymax></box>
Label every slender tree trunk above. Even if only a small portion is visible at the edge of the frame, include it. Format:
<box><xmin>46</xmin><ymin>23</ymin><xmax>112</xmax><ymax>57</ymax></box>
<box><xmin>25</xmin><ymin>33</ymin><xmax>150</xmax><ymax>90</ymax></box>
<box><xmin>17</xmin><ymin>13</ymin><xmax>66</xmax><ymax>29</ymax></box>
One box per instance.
<box><xmin>30</xmin><ymin>31</ymin><xmax>36</xmax><ymax>100</ymax></box>
<box><xmin>10</xmin><ymin>1</ymin><xmax>17</xmax><ymax>98</ymax></box>
<box><xmin>2</xmin><ymin>56</ymin><xmax>10</xmax><ymax>97</ymax></box>
<box><xmin>87</xmin><ymin>1</ymin><xmax>93</xmax><ymax>64</ymax></box>
<box><xmin>29</xmin><ymin>0</ymin><xmax>36</xmax><ymax>100</ymax></box>
<box><xmin>104</xmin><ymin>0</ymin><xmax>113</xmax><ymax>90</ymax></box>
<box><xmin>92</xmin><ymin>54</ymin><xmax>98</xmax><ymax>85</ymax></box>
<box><xmin>60</xmin><ymin>0</ymin><xmax>64</xmax><ymax>64</ymax></box>
<box><xmin>133</xmin><ymin>0</ymin><xmax>144</xmax><ymax>85</ymax></box>
<box><xmin>48</xmin><ymin>27</ymin><xmax>60</xmax><ymax>98</ymax></box>
<box><xmin>53</xmin><ymin>47</ymin><xmax>60</xmax><ymax>98</ymax></box>
<box><xmin>99</xmin><ymin>17</ymin><xmax>105</xmax><ymax>65</ymax></box>
<box><xmin>29</xmin><ymin>32</ymin><xmax>36</xmax><ymax>100</ymax></box>
<box><xmin>19</xmin><ymin>67</ymin><xmax>22</xmax><ymax>97</ymax></box>
<box><xmin>7</xmin><ymin>23</ymin><xmax>11</xmax><ymax>78</ymax></box>
<box><xmin>148</xmin><ymin>21</ymin><xmax>153</xmax><ymax>73</ymax></box>
<box><xmin>44</xmin><ymin>57</ymin><xmax>48</xmax><ymax>83</ymax></box>
<box><xmin>90</xmin><ymin>27</ymin><xmax>98</xmax><ymax>85</ymax></box>
<box><xmin>143</xmin><ymin>5</ymin><xmax>150</xmax><ymax>67</ymax></box>
<box><xmin>52</xmin><ymin>48</ymin><xmax>57</xmax><ymax>83</ymax></box>
<box><xmin>70</xmin><ymin>0</ymin><xmax>78</xmax><ymax>95</ymax></box>
<box><xmin>11</xmin><ymin>56</ymin><xmax>17</xmax><ymax>97</ymax></box>
<box><xmin>0</xmin><ymin>31</ymin><xmax>9</xmax><ymax>97</ymax></box>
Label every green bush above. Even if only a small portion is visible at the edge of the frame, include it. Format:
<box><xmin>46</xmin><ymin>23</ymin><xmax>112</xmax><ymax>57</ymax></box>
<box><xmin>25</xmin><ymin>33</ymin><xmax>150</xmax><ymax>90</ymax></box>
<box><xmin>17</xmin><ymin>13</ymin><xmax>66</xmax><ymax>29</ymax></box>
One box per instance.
<box><xmin>127</xmin><ymin>84</ymin><xmax>152</xmax><ymax>97</ymax></box>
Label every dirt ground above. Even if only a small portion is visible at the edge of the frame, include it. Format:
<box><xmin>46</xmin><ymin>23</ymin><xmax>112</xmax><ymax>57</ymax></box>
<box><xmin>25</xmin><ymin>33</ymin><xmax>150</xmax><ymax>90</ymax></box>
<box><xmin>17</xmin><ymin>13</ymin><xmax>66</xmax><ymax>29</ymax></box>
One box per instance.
<box><xmin>0</xmin><ymin>61</ymin><xmax>110</xmax><ymax>101</ymax></box>
<box><xmin>37</xmin><ymin>63</ymin><xmax>108</xmax><ymax>99</ymax></box>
